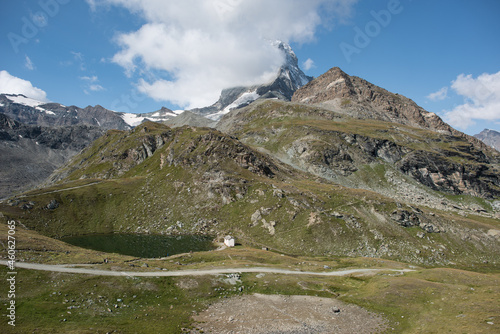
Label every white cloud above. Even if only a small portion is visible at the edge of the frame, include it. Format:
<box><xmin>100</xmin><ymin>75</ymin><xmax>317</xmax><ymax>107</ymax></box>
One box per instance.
<box><xmin>89</xmin><ymin>0</ymin><xmax>357</xmax><ymax>108</ymax></box>
<box><xmin>24</xmin><ymin>55</ymin><xmax>35</xmax><ymax>70</ymax></box>
<box><xmin>303</xmin><ymin>58</ymin><xmax>316</xmax><ymax>71</ymax></box>
<box><xmin>80</xmin><ymin>75</ymin><xmax>99</xmax><ymax>83</ymax></box>
<box><xmin>444</xmin><ymin>71</ymin><xmax>500</xmax><ymax>130</ymax></box>
<box><xmin>426</xmin><ymin>86</ymin><xmax>448</xmax><ymax>101</ymax></box>
<box><xmin>87</xmin><ymin>0</ymin><xmax>97</xmax><ymax>11</ymax></box>
<box><xmin>89</xmin><ymin>84</ymin><xmax>105</xmax><ymax>91</ymax></box>
<box><xmin>79</xmin><ymin>75</ymin><xmax>105</xmax><ymax>94</ymax></box>
<box><xmin>0</xmin><ymin>70</ymin><xmax>49</xmax><ymax>101</ymax></box>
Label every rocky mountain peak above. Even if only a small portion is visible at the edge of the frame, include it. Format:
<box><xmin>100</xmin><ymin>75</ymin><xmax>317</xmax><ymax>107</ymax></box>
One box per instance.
<box><xmin>292</xmin><ymin>67</ymin><xmax>499</xmax><ymax>159</ymax></box>
<box><xmin>190</xmin><ymin>41</ymin><xmax>312</xmax><ymax>120</ymax></box>
<box><xmin>475</xmin><ymin>129</ymin><xmax>500</xmax><ymax>151</ymax></box>
<box><xmin>292</xmin><ymin>67</ymin><xmax>452</xmax><ymax>131</ymax></box>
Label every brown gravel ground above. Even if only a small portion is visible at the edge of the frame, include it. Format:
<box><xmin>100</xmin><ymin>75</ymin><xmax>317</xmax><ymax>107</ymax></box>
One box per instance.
<box><xmin>191</xmin><ymin>293</ymin><xmax>388</xmax><ymax>334</ymax></box>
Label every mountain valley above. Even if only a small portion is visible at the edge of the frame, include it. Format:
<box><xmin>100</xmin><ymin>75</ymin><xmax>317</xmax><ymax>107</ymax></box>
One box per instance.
<box><xmin>1</xmin><ymin>51</ymin><xmax>500</xmax><ymax>333</ymax></box>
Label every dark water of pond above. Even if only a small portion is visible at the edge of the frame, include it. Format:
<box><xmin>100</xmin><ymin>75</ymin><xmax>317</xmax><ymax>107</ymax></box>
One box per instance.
<box><xmin>61</xmin><ymin>234</ymin><xmax>215</xmax><ymax>258</ymax></box>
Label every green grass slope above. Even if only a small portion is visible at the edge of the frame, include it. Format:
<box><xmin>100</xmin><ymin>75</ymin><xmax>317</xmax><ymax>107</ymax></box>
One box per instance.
<box><xmin>1</xmin><ymin>120</ymin><xmax>499</xmax><ymax>269</ymax></box>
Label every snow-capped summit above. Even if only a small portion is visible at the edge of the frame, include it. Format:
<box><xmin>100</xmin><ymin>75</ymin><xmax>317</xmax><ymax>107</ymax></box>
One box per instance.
<box><xmin>273</xmin><ymin>40</ymin><xmax>312</xmax><ymax>89</ymax></box>
<box><xmin>190</xmin><ymin>41</ymin><xmax>313</xmax><ymax>120</ymax></box>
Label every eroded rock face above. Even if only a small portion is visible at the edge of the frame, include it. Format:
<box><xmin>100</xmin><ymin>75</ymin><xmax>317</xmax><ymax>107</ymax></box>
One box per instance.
<box><xmin>398</xmin><ymin>151</ymin><xmax>500</xmax><ymax>198</ymax></box>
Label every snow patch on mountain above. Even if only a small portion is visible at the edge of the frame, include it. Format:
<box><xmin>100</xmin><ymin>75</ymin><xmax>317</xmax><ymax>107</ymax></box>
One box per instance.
<box><xmin>120</xmin><ymin>113</ymin><xmax>147</xmax><ymax>127</ymax></box>
<box><xmin>223</xmin><ymin>90</ymin><xmax>260</xmax><ymax>113</ymax></box>
<box><xmin>119</xmin><ymin>108</ymin><xmax>179</xmax><ymax>127</ymax></box>
<box><xmin>7</xmin><ymin>94</ymin><xmax>46</xmax><ymax>107</ymax></box>
<box><xmin>206</xmin><ymin>90</ymin><xmax>260</xmax><ymax>120</ymax></box>
<box><xmin>36</xmin><ymin>106</ymin><xmax>55</xmax><ymax>115</ymax></box>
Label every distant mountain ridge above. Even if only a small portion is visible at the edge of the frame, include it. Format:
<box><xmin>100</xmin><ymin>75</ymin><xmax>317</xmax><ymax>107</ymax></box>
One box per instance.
<box><xmin>0</xmin><ymin>94</ymin><xmax>180</xmax><ymax>130</ymax></box>
<box><xmin>0</xmin><ymin>112</ymin><xmax>104</xmax><ymax>199</ymax></box>
<box><xmin>0</xmin><ymin>94</ymin><xmax>131</xmax><ymax>130</ymax></box>
<box><xmin>0</xmin><ymin>42</ymin><xmax>310</xmax><ymax>128</ymax></box>
<box><xmin>475</xmin><ymin>129</ymin><xmax>500</xmax><ymax>151</ymax></box>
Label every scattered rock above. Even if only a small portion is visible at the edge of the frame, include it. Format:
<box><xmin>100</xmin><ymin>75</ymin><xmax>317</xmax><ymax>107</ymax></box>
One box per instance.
<box><xmin>262</xmin><ymin>219</ymin><xmax>276</xmax><ymax>235</ymax></box>
<box><xmin>250</xmin><ymin>209</ymin><xmax>262</xmax><ymax>226</ymax></box>
<box><xmin>273</xmin><ymin>188</ymin><xmax>284</xmax><ymax>198</ymax></box>
<box><xmin>420</xmin><ymin>223</ymin><xmax>440</xmax><ymax>233</ymax></box>
<box><xmin>46</xmin><ymin>199</ymin><xmax>59</xmax><ymax>210</ymax></box>
<box><xmin>391</xmin><ymin>210</ymin><xmax>419</xmax><ymax>227</ymax></box>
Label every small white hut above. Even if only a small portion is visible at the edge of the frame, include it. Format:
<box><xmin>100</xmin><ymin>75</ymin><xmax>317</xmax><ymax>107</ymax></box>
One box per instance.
<box><xmin>224</xmin><ymin>235</ymin><xmax>235</xmax><ymax>247</ymax></box>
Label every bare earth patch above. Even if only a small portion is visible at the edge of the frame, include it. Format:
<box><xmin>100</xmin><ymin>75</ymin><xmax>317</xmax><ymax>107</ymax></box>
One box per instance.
<box><xmin>191</xmin><ymin>293</ymin><xmax>388</xmax><ymax>334</ymax></box>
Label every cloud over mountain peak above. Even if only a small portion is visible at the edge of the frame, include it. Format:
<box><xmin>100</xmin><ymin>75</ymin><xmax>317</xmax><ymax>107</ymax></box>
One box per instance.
<box><xmin>90</xmin><ymin>0</ymin><xmax>356</xmax><ymax>109</ymax></box>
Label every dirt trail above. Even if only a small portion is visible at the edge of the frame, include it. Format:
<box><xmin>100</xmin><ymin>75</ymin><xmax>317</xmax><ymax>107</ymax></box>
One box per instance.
<box><xmin>15</xmin><ymin>181</ymin><xmax>102</xmax><ymax>198</ymax></box>
<box><xmin>1</xmin><ymin>260</ymin><xmax>413</xmax><ymax>277</ymax></box>
<box><xmin>2</xmin><ymin>261</ymin><xmax>401</xmax><ymax>333</ymax></box>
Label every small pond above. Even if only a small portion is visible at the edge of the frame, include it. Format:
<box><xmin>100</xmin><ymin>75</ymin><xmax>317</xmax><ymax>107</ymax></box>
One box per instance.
<box><xmin>61</xmin><ymin>234</ymin><xmax>215</xmax><ymax>258</ymax></box>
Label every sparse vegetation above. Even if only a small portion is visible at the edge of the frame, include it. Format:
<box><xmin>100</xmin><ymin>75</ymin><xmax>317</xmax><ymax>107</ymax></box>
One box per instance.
<box><xmin>1</xmin><ymin>98</ymin><xmax>499</xmax><ymax>333</ymax></box>
<box><xmin>341</xmin><ymin>99</ymin><xmax>351</xmax><ymax>106</ymax></box>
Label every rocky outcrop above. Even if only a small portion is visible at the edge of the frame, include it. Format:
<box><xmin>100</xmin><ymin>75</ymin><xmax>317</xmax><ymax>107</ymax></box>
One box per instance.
<box><xmin>391</xmin><ymin>209</ymin><xmax>442</xmax><ymax>233</ymax></box>
<box><xmin>217</xmin><ymin>99</ymin><xmax>500</xmax><ymax>201</ymax></box>
<box><xmin>49</xmin><ymin>122</ymin><xmax>279</xmax><ymax>184</ymax></box>
<box><xmin>164</xmin><ymin>130</ymin><xmax>277</xmax><ymax>178</ymax></box>
<box><xmin>398</xmin><ymin>150</ymin><xmax>500</xmax><ymax>198</ymax></box>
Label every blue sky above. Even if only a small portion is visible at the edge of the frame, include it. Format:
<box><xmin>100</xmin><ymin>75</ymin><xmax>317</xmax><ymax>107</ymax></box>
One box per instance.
<box><xmin>1</xmin><ymin>0</ymin><xmax>499</xmax><ymax>135</ymax></box>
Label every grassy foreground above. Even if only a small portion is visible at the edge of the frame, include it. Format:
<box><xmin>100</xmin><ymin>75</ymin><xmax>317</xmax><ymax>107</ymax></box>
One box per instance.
<box><xmin>1</xmin><ymin>223</ymin><xmax>499</xmax><ymax>333</ymax></box>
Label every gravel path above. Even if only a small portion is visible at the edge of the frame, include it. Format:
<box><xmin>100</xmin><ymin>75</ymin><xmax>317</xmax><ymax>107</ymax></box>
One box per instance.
<box><xmin>1</xmin><ymin>260</ymin><xmax>413</xmax><ymax>277</ymax></box>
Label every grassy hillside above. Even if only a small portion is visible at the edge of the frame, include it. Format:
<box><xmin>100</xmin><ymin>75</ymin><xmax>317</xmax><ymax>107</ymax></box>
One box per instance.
<box><xmin>2</xmin><ymin>120</ymin><xmax>499</xmax><ymax>269</ymax></box>
<box><xmin>0</xmin><ymin>223</ymin><xmax>499</xmax><ymax>333</ymax></box>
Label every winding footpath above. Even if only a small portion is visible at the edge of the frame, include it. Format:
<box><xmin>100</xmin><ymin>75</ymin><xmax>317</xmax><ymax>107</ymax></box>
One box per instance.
<box><xmin>15</xmin><ymin>181</ymin><xmax>103</xmax><ymax>199</ymax></box>
<box><xmin>1</xmin><ymin>260</ymin><xmax>414</xmax><ymax>277</ymax></box>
